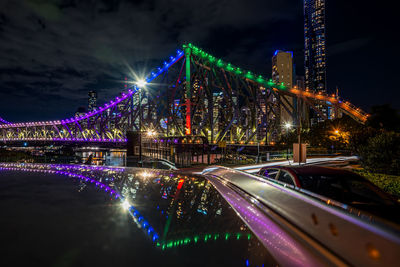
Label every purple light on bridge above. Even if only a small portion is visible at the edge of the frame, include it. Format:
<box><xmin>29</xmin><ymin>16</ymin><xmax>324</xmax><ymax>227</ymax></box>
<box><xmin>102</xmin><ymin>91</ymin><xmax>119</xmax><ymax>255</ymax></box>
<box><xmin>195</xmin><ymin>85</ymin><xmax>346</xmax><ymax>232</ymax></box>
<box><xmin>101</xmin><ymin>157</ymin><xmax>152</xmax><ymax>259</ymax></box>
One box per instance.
<box><xmin>0</xmin><ymin>117</ymin><xmax>10</xmax><ymax>124</ymax></box>
<box><xmin>0</xmin><ymin>48</ymin><xmax>184</xmax><ymax>132</ymax></box>
<box><xmin>1</xmin><ymin>138</ymin><xmax>127</xmax><ymax>143</ymax></box>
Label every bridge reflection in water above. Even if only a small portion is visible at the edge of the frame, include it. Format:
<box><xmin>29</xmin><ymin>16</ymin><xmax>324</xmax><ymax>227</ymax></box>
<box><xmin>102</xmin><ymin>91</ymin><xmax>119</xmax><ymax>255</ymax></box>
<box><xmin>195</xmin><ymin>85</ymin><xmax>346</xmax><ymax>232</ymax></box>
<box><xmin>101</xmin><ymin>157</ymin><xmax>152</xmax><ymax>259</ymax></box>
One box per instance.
<box><xmin>0</xmin><ymin>163</ymin><xmax>280</xmax><ymax>266</ymax></box>
<box><xmin>1</xmin><ymin>163</ymin><xmax>399</xmax><ymax>266</ymax></box>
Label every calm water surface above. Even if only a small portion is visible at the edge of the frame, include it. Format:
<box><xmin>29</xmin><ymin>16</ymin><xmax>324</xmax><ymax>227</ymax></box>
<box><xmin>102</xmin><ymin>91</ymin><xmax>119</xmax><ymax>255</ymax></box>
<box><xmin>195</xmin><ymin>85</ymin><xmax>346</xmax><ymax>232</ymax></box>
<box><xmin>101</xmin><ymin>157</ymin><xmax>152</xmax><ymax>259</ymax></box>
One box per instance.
<box><xmin>0</xmin><ymin>163</ymin><xmax>276</xmax><ymax>266</ymax></box>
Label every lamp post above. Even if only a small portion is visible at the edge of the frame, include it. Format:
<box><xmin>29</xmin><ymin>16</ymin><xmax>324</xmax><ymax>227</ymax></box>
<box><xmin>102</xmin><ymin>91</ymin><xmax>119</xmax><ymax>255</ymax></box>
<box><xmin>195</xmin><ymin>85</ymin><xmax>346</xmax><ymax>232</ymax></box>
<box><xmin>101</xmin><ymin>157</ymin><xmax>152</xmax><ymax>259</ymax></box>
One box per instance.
<box><xmin>284</xmin><ymin>122</ymin><xmax>292</xmax><ymax>160</ymax></box>
<box><xmin>284</xmin><ymin>121</ymin><xmax>303</xmax><ymax>164</ymax></box>
<box><xmin>136</xmin><ymin>79</ymin><xmax>147</xmax><ymax>166</ymax></box>
<box><xmin>297</xmin><ymin>121</ymin><xmax>302</xmax><ymax>166</ymax></box>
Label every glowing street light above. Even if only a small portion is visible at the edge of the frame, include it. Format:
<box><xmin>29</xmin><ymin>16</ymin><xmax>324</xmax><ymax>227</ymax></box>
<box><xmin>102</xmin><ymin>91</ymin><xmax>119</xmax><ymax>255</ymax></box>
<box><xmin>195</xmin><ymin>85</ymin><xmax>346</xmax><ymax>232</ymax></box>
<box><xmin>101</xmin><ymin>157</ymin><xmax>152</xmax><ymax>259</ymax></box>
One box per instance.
<box><xmin>284</xmin><ymin>122</ymin><xmax>292</xmax><ymax>130</ymax></box>
<box><xmin>283</xmin><ymin>122</ymin><xmax>293</xmax><ymax>160</ymax></box>
<box><xmin>146</xmin><ymin>130</ymin><xmax>156</xmax><ymax>137</ymax></box>
<box><xmin>136</xmin><ymin>79</ymin><xmax>147</xmax><ymax>88</ymax></box>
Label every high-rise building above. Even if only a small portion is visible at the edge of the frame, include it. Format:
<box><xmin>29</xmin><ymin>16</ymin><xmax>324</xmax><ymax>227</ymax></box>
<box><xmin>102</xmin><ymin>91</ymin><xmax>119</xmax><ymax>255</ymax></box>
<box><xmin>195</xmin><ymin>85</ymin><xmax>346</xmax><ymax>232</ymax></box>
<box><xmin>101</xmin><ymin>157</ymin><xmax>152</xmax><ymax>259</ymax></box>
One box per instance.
<box><xmin>75</xmin><ymin>106</ymin><xmax>86</xmax><ymax>118</ymax></box>
<box><xmin>304</xmin><ymin>0</ymin><xmax>327</xmax><ymax>123</ymax></box>
<box><xmin>212</xmin><ymin>92</ymin><xmax>223</xmax><ymax>140</ymax></box>
<box><xmin>296</xmin><ymin>75</ymin><xmax>306</xmax><ymax>91</ymax></box>
<box><xmin>88</xmin><ymin>90</ymin><xmax>97</xmax><ymax>112</ymax></box>
<box><xmin>304</xmin><ymin>0</ymin><xmax>327</xmax><ymax>92</ymax></box>
<box><xmin>75</xmin><ymin>106</ymin><xmax>87</xmax><ymax>127</ymax></box>
<box><xmin>272</xmin><ymin>50</ymin><xmax>295</xmax><ymax>127</ymax></box>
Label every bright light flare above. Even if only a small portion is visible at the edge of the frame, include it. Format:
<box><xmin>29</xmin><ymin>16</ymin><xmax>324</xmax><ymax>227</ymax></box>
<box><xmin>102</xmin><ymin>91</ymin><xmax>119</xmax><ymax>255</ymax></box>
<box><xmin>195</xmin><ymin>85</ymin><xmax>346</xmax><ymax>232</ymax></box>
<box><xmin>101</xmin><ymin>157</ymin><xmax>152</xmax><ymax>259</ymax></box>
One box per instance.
<box><xmin>136</xmin><ymin>79</ymin><xmax>147</xmax><ymax>87</ymax></box>
<box><xmin>146</xmin><ymin>130</ymin><xmax>156</xmax><ymax>137</ymax></box>
<box><xmin>140</xmin><ymin>171</ymin><xmax>152</xmax><ymax>179</ymax></box>
<box><xmin>284</xmin><ymin>122</ymin><xmax>292</xmax><ymax>129</ymax></box>
<box><xmin>122</xmin><ymin>199</ymin><xmax>131</xmax><ymax>211</ymax></box>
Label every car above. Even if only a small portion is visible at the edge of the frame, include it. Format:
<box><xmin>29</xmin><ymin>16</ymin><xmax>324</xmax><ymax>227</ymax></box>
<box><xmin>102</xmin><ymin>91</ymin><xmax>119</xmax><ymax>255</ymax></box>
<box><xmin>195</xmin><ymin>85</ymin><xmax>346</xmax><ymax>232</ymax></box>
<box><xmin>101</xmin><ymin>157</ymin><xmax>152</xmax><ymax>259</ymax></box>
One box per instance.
<box><xmin>257</xmin><ymin>165</ymin><xmax>400</xmax><ymax>222</ymax></box>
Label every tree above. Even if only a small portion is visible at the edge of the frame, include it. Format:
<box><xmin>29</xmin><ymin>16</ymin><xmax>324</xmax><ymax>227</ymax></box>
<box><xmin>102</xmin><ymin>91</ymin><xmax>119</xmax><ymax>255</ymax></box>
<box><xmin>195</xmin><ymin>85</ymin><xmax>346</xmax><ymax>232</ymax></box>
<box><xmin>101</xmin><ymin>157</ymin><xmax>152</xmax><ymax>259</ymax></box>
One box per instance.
<box><xmin>358</xmin><ymin>131</ymin><xmax>400</xmax><ymax>175</ymax></box>
<box><xmin>367</xmin><ymin>104</ymin><xmax>400</xmax><ymax>132</ymax></box>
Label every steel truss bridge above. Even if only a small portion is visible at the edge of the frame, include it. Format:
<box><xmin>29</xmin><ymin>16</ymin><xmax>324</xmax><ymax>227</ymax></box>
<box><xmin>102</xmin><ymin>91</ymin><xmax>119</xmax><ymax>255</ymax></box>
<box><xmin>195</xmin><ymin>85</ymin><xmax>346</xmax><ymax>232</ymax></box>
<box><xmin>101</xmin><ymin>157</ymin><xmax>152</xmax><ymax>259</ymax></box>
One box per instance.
<box><xmin>0</xmin><ymin>44</ymin><xmax>369</xmax><ymax>146</ymax></box>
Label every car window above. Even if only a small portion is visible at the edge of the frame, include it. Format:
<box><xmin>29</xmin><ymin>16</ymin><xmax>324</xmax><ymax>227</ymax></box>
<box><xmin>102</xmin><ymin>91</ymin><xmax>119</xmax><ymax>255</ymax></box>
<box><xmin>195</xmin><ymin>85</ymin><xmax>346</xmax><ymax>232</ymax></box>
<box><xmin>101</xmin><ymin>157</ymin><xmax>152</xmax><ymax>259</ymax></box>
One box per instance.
<box><xmin>297</xmin><ymin>172</ymin><xmax>398</xmax><ymax>205</ymax></box>
<box><xmin>262</xmin><ymin>168</ymin><xmax>279</xmax><ymax>179</ymax></box>
<box><xmin>297</xmin><ymin>174</ymin><xmax>345</xmax><ymax>201</ymax></box>
<box><xmin>345</xmin><ymin>178</ymin><xmax>394</xmax><ymax>205</ymax></box>
<box><xmin>277</xmin><ymin>170</ymin><xmax>295</xmax><ymax>186</ymax></box>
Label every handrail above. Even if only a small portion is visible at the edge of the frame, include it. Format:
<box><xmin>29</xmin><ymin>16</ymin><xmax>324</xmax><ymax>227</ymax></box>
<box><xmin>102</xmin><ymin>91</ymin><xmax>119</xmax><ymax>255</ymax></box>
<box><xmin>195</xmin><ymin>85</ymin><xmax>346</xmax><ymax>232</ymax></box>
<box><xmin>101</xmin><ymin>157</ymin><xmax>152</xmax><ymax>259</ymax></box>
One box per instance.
<box><xmin>202</xmin><ymin>166</ymin><xmax>400</xmax><ymax>267</ymax></box>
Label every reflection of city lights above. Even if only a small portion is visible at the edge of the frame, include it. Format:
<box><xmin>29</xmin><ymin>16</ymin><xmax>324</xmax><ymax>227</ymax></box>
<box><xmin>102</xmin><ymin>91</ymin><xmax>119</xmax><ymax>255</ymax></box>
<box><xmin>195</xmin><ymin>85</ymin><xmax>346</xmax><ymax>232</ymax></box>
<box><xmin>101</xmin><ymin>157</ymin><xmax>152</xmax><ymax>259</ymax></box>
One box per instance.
<box><xmin>122</xmin><ymin>199</ymin><xmax>131</xmax><ymax>211</ymax></box>
<box><xmin>140</xmin><ymin>171</ymin><xmax>152</xmax><ymax>178</ymax></box>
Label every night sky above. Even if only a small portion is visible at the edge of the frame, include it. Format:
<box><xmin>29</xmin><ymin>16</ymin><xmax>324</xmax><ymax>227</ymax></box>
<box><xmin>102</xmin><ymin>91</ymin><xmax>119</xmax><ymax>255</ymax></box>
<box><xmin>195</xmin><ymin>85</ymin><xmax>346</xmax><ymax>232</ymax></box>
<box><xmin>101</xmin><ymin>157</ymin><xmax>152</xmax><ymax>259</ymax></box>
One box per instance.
<box><xmin>0</xmin><ymin>0</ymin><xmax>398</xmax><ymax>122</ymax></box>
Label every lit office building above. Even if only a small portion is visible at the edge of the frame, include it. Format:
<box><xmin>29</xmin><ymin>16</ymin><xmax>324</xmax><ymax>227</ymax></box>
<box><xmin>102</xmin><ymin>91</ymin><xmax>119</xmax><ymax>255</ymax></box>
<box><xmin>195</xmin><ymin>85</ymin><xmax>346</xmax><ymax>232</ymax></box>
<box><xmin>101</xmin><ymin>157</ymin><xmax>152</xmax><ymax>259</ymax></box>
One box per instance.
<box><xmin>304</xmin><ymin>0</ymin><xmax>328</xmax><ymax>124</ymax></box>
<box><xmin>272</xmin><ymin>50</ymin><xmax>295</xmax><ymax>128</ymax></box>
<box><xmin>88</xmin><ymin>90</ymin><xmax>97</xmax><ymax>112</ymax></box>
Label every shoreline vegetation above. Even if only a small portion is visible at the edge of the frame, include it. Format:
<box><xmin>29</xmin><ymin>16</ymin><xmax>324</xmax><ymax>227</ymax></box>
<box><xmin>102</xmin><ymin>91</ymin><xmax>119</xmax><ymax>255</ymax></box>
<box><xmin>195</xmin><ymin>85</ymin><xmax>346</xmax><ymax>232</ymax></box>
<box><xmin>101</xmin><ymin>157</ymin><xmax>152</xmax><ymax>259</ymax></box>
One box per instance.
<box><xmin>353</xmin><ymin>169</ymin><xmax>400</xmax><ymax>198</ymax></box>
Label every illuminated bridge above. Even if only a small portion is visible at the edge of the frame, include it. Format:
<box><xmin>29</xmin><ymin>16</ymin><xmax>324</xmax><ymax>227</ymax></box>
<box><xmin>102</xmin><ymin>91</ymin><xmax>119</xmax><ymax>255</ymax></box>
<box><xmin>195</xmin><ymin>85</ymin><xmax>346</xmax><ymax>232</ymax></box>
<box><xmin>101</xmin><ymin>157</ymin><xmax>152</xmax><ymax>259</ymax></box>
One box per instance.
<box><xmin>0</xmin><ymin>44</ymin><xmax>369</xmax><ymax>146</ymax></box>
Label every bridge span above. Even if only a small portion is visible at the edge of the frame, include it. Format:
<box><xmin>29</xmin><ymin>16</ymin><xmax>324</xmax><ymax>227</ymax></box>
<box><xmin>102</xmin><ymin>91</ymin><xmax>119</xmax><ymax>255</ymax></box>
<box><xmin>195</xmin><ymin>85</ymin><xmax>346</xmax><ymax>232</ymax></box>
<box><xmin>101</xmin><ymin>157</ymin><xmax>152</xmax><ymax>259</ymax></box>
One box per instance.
<box><xmin>1</xmin><ymin>44</ymin><xmax>368</xmax><ymax>146</ymax></box>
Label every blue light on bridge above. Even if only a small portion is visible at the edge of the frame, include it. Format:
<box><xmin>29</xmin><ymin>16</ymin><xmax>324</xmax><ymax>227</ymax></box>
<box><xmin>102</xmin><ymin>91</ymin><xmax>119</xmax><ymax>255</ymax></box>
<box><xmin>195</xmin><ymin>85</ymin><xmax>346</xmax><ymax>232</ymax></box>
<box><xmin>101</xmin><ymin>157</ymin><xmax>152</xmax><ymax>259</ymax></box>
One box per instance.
<box><xmin>145</xmin><ymin>49</ymin><xmax>185</xmax><ymax>84</ymax></box>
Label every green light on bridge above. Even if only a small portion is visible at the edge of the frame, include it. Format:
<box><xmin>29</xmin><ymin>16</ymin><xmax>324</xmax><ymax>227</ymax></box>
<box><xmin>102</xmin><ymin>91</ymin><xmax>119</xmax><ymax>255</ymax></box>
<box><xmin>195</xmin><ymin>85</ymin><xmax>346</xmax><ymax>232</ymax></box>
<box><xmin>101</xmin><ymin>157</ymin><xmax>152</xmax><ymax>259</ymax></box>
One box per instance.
<box><xmin>183</xmin><ymin>43</ymin><xmax>288</xmax><ymax>91</ymax></box>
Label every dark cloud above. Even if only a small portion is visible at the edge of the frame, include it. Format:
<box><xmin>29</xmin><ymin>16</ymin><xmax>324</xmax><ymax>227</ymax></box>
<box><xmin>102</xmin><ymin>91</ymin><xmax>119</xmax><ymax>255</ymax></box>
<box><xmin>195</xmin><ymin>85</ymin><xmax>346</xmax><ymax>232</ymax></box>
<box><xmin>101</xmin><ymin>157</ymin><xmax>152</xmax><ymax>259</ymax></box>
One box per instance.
<box><xmin>329</xmin><ymin>38</ymin><xmax>372</xmax><ymax>56</ymax></box>
<box><xmin>0</xmin><ymin>0</ymin><xmax>398</xmax><ymax>122</ymax></box>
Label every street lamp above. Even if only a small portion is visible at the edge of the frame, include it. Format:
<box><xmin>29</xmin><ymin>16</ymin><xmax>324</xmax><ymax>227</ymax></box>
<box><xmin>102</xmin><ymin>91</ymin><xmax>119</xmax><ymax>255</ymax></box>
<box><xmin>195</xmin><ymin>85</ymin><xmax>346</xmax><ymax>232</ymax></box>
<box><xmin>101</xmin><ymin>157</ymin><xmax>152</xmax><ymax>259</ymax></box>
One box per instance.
<box><xmin>136</xmin><ymin>79</ymin><xmax>147</xmax><ymax>166</ymax></box>
<box><xmin>284</xmin><ymin>122</ymin><xmax>292</xmax><ymax>160</ymax></box>
<box><xmin>146</xmin><ymin>129</ymin><xmax>156</xmax><ymax>137</ymax></box>
<box><xmin>283</xmin><ymin>121</ymin><xmax>303</xmax><ymax>165</ymax></box>
<box><xmin>284</xmin><ymin>122</ymin><xmax>292</xmax><ymax>130</ymax></box>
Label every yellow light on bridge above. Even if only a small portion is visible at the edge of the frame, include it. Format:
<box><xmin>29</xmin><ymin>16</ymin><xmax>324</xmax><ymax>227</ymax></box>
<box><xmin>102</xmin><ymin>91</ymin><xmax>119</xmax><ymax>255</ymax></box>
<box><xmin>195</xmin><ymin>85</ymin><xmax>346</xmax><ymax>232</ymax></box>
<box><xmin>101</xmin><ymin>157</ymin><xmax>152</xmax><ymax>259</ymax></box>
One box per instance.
<box><xmin>146</xmin><ymin>130</ymin><xmax>156</xmax><ymax>137</ymax></box>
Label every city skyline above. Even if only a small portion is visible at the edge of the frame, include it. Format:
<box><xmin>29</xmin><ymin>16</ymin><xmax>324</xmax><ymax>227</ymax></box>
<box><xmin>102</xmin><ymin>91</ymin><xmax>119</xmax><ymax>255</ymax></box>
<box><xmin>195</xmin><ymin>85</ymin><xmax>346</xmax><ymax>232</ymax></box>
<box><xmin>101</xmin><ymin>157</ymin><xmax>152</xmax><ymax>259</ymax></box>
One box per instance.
<box><xmin>0</xmin><ymin>0</ymin><xmax>398</xmax><ymax>122</ymax></box>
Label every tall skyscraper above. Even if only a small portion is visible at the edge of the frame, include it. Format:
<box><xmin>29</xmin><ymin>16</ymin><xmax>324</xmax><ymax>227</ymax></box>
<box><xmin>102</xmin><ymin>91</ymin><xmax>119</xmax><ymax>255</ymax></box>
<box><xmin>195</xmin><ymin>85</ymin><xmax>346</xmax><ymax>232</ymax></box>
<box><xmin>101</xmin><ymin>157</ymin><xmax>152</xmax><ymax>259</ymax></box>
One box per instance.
<box><xmin>304</xmin><ymin>0</ymin><xmax>327</xmax><ymax>92</ymax></box>
<box><xmin>272</xmin><ymin>50</ymin><xmax>295</xmax><ymax>127</ymax></box>
<box><xmin>88</xmin><ymin>90</ymin><xmax>97</xmax><ymax>112</ymax></box>
<box><xmin>304</xmin><ymin>0</ymin><xmax>327</xmax><ymax>123</ymax></box>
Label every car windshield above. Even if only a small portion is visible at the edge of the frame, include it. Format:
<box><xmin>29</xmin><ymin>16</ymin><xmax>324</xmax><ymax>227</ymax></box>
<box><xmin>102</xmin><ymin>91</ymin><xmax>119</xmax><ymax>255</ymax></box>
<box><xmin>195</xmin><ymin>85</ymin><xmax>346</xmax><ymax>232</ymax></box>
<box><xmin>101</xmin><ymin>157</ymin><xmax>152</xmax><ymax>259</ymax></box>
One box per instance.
<box><xmin>297</xmin><ymin>172</ymin><xmax>395</xmax><ymax>206</ymax></box>
<box><xmin>0</xmin><ymin>164</ymin><xmax>276</xmax><ymax>266</ymax></box>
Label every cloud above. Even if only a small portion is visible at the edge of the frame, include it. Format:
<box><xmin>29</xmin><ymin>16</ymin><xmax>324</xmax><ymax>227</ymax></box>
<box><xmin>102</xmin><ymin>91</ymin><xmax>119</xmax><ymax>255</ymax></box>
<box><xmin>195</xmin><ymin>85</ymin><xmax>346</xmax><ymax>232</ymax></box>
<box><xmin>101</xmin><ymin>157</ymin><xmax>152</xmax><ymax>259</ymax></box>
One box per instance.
<box><xmin>329</xmin><ymin>37</ymin><xmax>371</xmax><ymax>56</ymax></box>
<box><xmin>0</xmin><ymin>0</ymin><xmax>298</xmax><ymax>121</ymax></box>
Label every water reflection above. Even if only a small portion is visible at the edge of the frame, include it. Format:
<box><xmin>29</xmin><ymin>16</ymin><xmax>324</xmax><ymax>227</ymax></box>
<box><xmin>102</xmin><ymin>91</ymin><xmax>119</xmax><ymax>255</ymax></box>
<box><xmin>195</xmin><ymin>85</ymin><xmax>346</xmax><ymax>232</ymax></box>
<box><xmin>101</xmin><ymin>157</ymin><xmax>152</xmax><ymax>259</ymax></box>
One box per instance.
<box><xmin>0</xmin><ymin>162</ymin><xmax>276</xmax><ymax>266</ymax></box>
